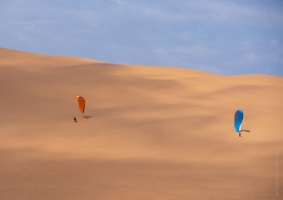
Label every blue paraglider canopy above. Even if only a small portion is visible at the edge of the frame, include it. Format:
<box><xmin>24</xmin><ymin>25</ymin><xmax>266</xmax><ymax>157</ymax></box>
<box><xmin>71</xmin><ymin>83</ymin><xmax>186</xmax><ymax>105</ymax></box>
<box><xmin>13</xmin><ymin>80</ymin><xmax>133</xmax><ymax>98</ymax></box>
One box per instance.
<box><xmin>234</xmin><ymin>110</ymin><xmax>244</xmax><ymax>133</ymax></box>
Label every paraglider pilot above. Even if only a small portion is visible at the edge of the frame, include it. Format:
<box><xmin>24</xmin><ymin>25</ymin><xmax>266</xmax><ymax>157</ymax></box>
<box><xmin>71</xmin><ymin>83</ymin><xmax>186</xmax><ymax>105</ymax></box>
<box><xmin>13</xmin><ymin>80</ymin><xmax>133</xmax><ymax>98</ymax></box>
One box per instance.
<box><xmin>73</xmin><ymin>117</ymin><xmax>77</xmax><ymax>122</ymax></box>
<box><xmin>234</xmin><ymin>110</ymin><xmax>244</xmax><ymax>137</ymax></box>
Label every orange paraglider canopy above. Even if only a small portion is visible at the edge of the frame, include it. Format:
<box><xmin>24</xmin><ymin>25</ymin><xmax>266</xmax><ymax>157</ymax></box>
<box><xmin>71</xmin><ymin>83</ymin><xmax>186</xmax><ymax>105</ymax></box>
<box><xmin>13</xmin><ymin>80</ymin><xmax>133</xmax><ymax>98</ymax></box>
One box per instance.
<box><xmin>75</xmin><ymin>95</ymin><xmax>85</xmax><ymax>114</ymax></box>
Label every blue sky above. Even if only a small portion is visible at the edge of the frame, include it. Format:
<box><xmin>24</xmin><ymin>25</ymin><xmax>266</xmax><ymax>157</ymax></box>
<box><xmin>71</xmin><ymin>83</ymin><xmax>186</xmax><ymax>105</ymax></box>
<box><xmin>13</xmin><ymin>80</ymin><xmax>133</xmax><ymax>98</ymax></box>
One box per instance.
<box><xmin>1</xmin><ymin>0</ymin><xmax>283</xmax><ymax>76</ymax></box>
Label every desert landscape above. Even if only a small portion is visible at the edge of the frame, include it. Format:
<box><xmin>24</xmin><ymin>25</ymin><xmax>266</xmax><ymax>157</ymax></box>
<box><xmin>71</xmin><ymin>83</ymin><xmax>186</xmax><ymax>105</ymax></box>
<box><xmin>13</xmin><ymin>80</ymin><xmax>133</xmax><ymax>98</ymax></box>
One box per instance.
<box><xmin>0</xmin><ymin>47</ymin><xmax>282</xmax><ymax>199</ymax></box>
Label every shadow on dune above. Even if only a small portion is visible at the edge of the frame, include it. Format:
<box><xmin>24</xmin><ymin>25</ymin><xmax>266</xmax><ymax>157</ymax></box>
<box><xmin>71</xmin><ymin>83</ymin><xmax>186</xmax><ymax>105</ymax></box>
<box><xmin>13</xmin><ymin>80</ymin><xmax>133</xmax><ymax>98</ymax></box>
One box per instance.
<box><xmin>83</xmin><ymin>116</ymin><xmax>92</xmax><ymax>119</ymax></box>
<box><xmin>241</xmin><ymin>130</ymin><xmax>250</xmax><ymax>132</ymax></box>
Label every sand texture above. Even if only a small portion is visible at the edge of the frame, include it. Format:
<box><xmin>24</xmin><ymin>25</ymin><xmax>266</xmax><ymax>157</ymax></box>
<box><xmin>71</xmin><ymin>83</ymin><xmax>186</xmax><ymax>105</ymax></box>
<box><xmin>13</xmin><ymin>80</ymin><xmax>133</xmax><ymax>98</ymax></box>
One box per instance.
<box><xmin>1</xmin><ymin>47</ymin><xmax>283</xmax><ymax>199</ymax></box>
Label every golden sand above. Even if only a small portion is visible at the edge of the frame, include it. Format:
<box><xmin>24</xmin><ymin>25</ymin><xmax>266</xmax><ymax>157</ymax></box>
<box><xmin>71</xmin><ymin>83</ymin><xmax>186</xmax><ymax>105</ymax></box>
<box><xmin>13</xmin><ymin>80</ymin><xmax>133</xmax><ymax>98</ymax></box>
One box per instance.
<box><xmin>0</xmin><ymin>48</ymin><xmax>282</xmax><ymax>199</ymax></box>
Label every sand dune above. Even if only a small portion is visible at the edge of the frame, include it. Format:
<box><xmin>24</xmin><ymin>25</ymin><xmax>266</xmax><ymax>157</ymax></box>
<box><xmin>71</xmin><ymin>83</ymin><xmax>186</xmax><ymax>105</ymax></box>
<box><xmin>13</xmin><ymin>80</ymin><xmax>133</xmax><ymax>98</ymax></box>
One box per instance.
<box><xmin>0</xmin><ymin>47</ymin><xmax>282</xmax><ymax>199</ymax></box>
